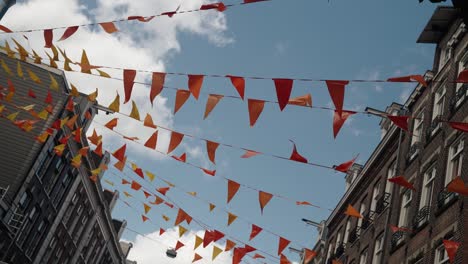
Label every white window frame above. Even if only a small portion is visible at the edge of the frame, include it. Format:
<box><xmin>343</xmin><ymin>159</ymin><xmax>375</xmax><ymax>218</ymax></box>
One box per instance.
<box><xmin>411</xmin><ymin>112</ymin><xmax>424</xmax><ymax>147</ymax></box>
<box><xmin>344</xmin><ymin>219</ymin><xmax>351</xmax><ymax>245</ymax></box>
<box><xmin>357</xmin><ymin>202</ymin><xmax>366</xmax><ymax>228</ymax></box>
<box><xmin>359</xmin><ymin>249</ymin><xmax>368</xmax><ymax>264</ymax></box>
<box><xmin>385</xmin><ymin>160</ymin><xmax>397</xmax><ymax>195</ymax></box>
<box><xmin>445</xmin><ymin>139</ymin><xmax>464</xmax><ymax>186</ymax></box>
<box><xmin>439</xmin><ymin>46</ymin><xmax>452</xmax><ymax>70</ymax></box>
<box><xmin>420</xmin><ymin>166</ymin><xmax>436</xmax><ymax>209</ymax></box>
<box><xmin>455</xmin><ymin>51</ymin><xmax>468</xmax><ymax>106</ymax></box>
<box><xmin>335</xmin><ymin>231</ymin><xmax>342</xmax><ymax>253</ymax></box>
<box><xmin>370</xmin><ymin>182</ymin><xmax>381</xmax><ymax>212</ymax></box>
<box><xmin>398</xmin><ymin>190</ymin><xmax>412</xmax><ymax>227</ymax></box>
<box><xmin>434</xmin><ymin>243</ymin><xmax>450</xmax><ymax>264</ymax></box>
<box><xmin>372</xmin><ymin>235</ymin><xmax>383</xmax><ymax>264</ymax></box>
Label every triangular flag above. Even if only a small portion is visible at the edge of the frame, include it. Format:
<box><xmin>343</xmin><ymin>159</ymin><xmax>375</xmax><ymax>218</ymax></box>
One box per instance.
<box><xmin>88</xmin><ymin>88</ymin><xmax>98</xmax><ymax>102</ymax></box>
<box><xmin>204</xmin><ymin>94</ymin><xmax>223</xmax><ymax>119</ymax></box>
<box><xmin>144</xmin><ymin>131</ymin><xmax>158</xmax><ymax>149</ymax></box>
<box><xmin>188</xmin><ymin>74</ymin><xmax>204</xmax><ymax>100</ymax></box>
<box><xmin>78</xmin><ymin>146</ymin><xmax>89</xmax><ymax>157</ymax></box>
<box><xmin>175</xmin><ymin>241</ymin><xmax>184</xmax><ymax>251</ymax></box>
<box><xmin>212</xmin><ymin>246</ymin><xmax>223</xmax><ymax>261</ymax></box>
<box><xmin>70</xmin><ymin>84</ymin><xmax>79</xmax><ymax>97</ymax></box>
<box><xmin>167</xmin><ymin>131</ymin><xmax>184</xmax><ymax>153</ymax></box>
<box><xmin>172</xmin><ymin>153</ymin><xmax>187</xmax><ymax>163</ymax></box>
<box><xmin>94</xmin><ymin>142</ymin><xmax>103</xmax><ymax>157</ymax></box>
<box><xmin>143</xmin><ymin>203</ymin><xmax>151</xmax><ymax>214</ymax></box>
<box><xmin>192</xmin><ymin>253</ymin><xmax>202</xmax><ymax>263</ymax></box>
<box><xmin>142</xmin><ymin>190</ymin><xmax>151</xmax><ymax>199</ymax></box>
<box><xmin>6</xmin><ymin>112</ymin><xmax>19</xmax><ymax>122</ymax></box>
<box><xmin>447</xmin><ymin>176</ymin><xmax>468</xmax><ymax>196</ymax></box>
<box><xmin>449</xmin><ymin>122</ymin><xmax>468</xmax><ymax>133</ymax></box>
<box><xmin>123</xmin><ymin>69</ymin><xmax>137</xmax><ymax>104</ymax></box>
<box><xmin>456</xmin><ymin>69</ymin><xmax>468</xmax><ymax>82</ymax></box>
<box><xmin>123</xmin><ymin>191</ymin><xmax>132</xmax><ymax>197</ymax></box>
<box><xmin>159</xmin><ymin>228</ymin><xmax>165</xmax><ymax>235</ymax></box>
<box><xmin>35</xmin><ymin>132</ymin><xmax>49</xmax><ymax>143</ymax></box>
<box><xmin>174</xmin><ymin>89</ymin><xmax>191</xmax><ymax>114</ymax></box>
<box><xmin>206</xmin><ymin>140</ymin><xmax>220</xmax><ymax>164</ymax></box>
<box><xmin>209</xmin><ymin>203</ymin><xmax>216</xmax><ymax>212</ymax></box>
<box><xmin>259</xmin><ymin>191</ymin><xmax>273</xmax><ymax>214</ymax></box>
<box><xmin>122</xmin><ymin>179</ymin><xmax>130</xmax><ymax>185</ymax></box>
<box><xmin>144</xmin><ymin>113</ymin><xmax>157</xmax><ymax>128</ymax></box>
<box><xmin>227</xmin><ymin>212</ymin><xmax>237</xmax><ymax>226</ymax></box>
<box><xmin>249</xmin><ymin>224</ymin><xmax>262</xmax><ymax>241</ymax></box>
<box><xmin>145</xmin><ymin>171</ymin><xmax>155</xmax><ymax>181</ymax></box>
<box><xmin>100</xmin><ymin>22</ymin><xmax>118</xmax><ymax>33</ymax></box>
<box><xmin>443</xmin><ymin>239</ymin><xmax>460</xmax><ymax>263</ymax></box>
<box><xmin>303</xmin><ymin>249</ymin><xmax>317</xmax><ymax>263</ymax></box>
<box><xmin>326</xmin><ymin>80</ymin><xmax>348</xmax><ymax>115</ymax></box>
<box><xmin>28</xmin><ymin>89</ymin><xmax>36</xmax><ymax>98</ymax></box>
<box><xmin>150</xmin><ymin>196</ymin><xmax>164</xmax><ymax>205</ymax></box>
<box><xmin>288</xmin><ymin>94</ymin><xmax>312</xmax><ymax>107</ymax></box>
<box><xmin>66</xmin><ymin>97</ymin><xmax>74</xmax><ymax>112</ymax></box>
<box><xmin>131</xmin><ymin>181</ymin><xmax>142</xmax><ymax>191</ymax></box>
<box><xmin>273</xmin><ymin>78</ymin><xmax>294</xmax><ymax>111</ymax></box>
<box><xmin>241</xmin><ymin>149</ymin><xmax>260</xmax><ymax>158</ymax></box>
<box><xmin>54</xmin><ymin>144</ymin><xmax>66</xmax><ymax>156</ymax></box>
<box><xmin>73</xmin><ymin>127</ymin><xmax>82</xmax><ymax>144</ymax></box>
<box><xmin>157</xmin><ymin>187</ymin><xmax>170</xmax><ymax>196</ymax></box>
<box><xmin>105</xmin><ymin>118</ymin><xmax>118</xmax><ymax>130</ymax></box>
<box><xmin>387</xmin><ymin>115</ymin><xmax>410</xmax><ymax>131</ymax></box>
<box><xmin>179</xmin><ymin>225</ymin><xmax>188</xmax><ymax>237</ymax></box>
<box><xmin>194</xmin><ymin>236</ymin><xmax>203</xmax><ymax>250</ymax></box>
<box><xmin>333</xmin><ymin>110</ymin><xmax>356</xmax><ymax>138</ymax></box>
<box><xmin>162</xmin><ymin>215</ymin><xmax>170</xmax><ymax>222</ymax></box>
<box><xmin>226</xmin><ymin>75</ymin><xmax>245</xmax><ymax>99</ymax></box>
<box><xmin>71</xmin><ymin>154</ymin><xmax>82</xmax><ymax>168</ymax></box>
<box><xmin>49</xmin><ymin>73</ymin><xmax>59</xmax><ymax>91</ymax></box>
<box><xmin>253</xmin><ymin>254</ymin><xmax>265</xmax><ymax>259</ymax></box>
<box><xmin>345</xmin><ymin>204</ymin><xmax>362</xmax><ymax>218</ymax></box>
<box><xmin>44</xmin><ymin>29</ymin><xmax>53</xmax><ymax>48</ymax></box>
<box><xmin>112</xmin><ymin>144</ymin><xmax>126</xmax><ymax>162</ymax></box>
<box><xmin>108</xmin><ymin>93</ymin><xmax>120</xmax><ymax>112</ymax></box>
<box><xmin>150</xmin><ymin>72</ymin><xmax>165</xmax><ymax>105</ymax></box>
<box><xmin>202</xmin><ymin>168</ymin><xmax>216</xmax><ymax>176</ymax></box>
<box><xmin>129</xmin><ymin>100</ymin><xmax>140</xmax><ymax>120</ymax></box>
<box><xmin>278</xmin><ymin>237</ymin><xmax>290</xmax><ymax>255</ymax></box>
<box><xmin>45</xmin><ymin>91</ymin><xmax>53</xmax><ymax>104</ymax></box>
<box><xmin>203</xmin><ymin>230</ymin><xmax>215</xmax><ymax>248</ymax></box>
<box><xmin>17</xmin><ymin>62</ymin><xmax>24</xmax><ymax>78</ymax></box>
<box><xmin>114</xmin><ymin>157</ymin><xmax>127</xmax><ymax>171</ymax></box>
<box><xmin>58</xmin><ymin>26</ymin><xmax>79</xmax><ymax>41</ymax></box>
<box><xmin>225</xmin><ymin>240</ymin><xmax>236</xmax><ymax>251</ymax></box>
<box><xmin>201</xmin><ymin>2</ymin><xmax>227</xmax><ymax>11</ymax></box>
<box><xmin>334</xmin><ymin>156</ymin><xmax>358</xmax><ymax>173</ymax></box>
<box><xmin>388</xmin><ymin>75</ymin><xmax>427</xmax><ymax>87</ymax></box>
<box><xmin>388</xmin><ymin>176</ymin><xmax>416</xmax><ymax>191</ymax></box>
<box><xmin>174</xmin><ymin>209</ymin><xmax>192</xmax><ymax>226</ymax></box>
<box><xmin>212</xmin><ymin>230</ymin><xmax>225</xmax><ymax>242</ymax></box>
<box><xmin>248</xmin><ymin>99</ymin><xmax>265</xmax><ymax>127</ymax></box>
<box><xmin>88</xmin><ymin>129</ymin><xmax>102</xmax><ymax>145</ymax></box>
<box><xmin>289</xmin><ymin>140</ymin><xmax>308</xmax><ymax>163</ymax></box>
<box><xmin>141</xmin><ymin>215</ymin><xmax>149</xmax><ymax>222</ymax></box>
<box><xmin>296</xmin><ymin>201</ymin><xmax>313</xmax><ymax>206</ymax></box>
<box><xmin>227</xmin><ymin>180</ymin><xmax>241</xmax><ymax>204</ymax></box>
<box><xmin>280</xmin><ymin>254</ymin><xmax>292</xmax><ymax>264</ymax></box>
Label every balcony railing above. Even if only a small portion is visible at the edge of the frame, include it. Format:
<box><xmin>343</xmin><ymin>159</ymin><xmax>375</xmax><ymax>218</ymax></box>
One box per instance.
<box><xmin>412</xmin><ymin>206</ymin><xmax>431</xmax><ymax>229</ymax></box>
<box><xmin>450</xmin><ymin>84</ymin><xmax>468</xmax><ymax>112</ymax></box>
<box><xmin>360</xmin><ymin>214</ymin><xmax>373</xmax><ymax>231</ymax></box>
<box><xmin>390</xmin><ymin>229</ymin><xmax>407</xmax><ymax>250</ymax></box>
<box><xmin>437</xmin><ymin>188</ymin><xmax>457</xmax><ymax>209</ymax></box>
<box><xmin>334</xmin><ymin>243</ymin><xmax>345</xmax><ymax>258</ymax></box>
<box><xmin>375</xmin><ymin>193</ymin><xmax>391</xmax><ymax>215</ymax></box>
<box><xmin>407</xmin><ymin>142</ymin><xmax>421</xmax><ymax>162</ymax></box>
<box><xmin>348</xmin><ymin>226</ymin><xmax>360</xmax><ymax>244</ymax></box>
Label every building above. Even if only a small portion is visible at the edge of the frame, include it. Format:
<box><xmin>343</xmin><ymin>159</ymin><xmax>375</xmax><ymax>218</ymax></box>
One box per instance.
<box><xmin>0</xmin><ymin>44</ymin><xmax>133</xmax><ymax>263</ymax></box>
<box><xmin>305</xmin><ymin>6</ymin><xmax>467</xmax><ymax>264</ymax></box>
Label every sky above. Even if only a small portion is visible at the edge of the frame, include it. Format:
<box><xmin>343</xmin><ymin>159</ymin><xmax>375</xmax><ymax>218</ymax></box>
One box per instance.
<box><xmin>0</xmin><ymin>0</ymin><xmax>442</xmax><ymax>263</ymax></box>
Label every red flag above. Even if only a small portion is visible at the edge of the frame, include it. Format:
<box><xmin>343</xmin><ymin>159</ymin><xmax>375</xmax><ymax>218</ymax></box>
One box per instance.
<box><xmin>159</xmin><ymin>228</ymin><xmax>165</xmax><ymax>235</ymax></box>
<box><xmin>280</xmin><ymin>254</ymin><xmax>291</xmax><ymax>264</ymax></box>
<box><xmin>200</xmin><ymin>2</ymin><xmax>227</xmax><ymax>11</ymax></box>
<box><xmin>388</xmin><ymin>176</ymin><xmax>416</xmax><ymax>191</ymax></box>
<box><xmin>174</xmin><ymin>89</ymin><xmax>191</xmax><ymax>114</ymax></box>
<box><xmin>227</xmin><ymin>180</ymin><xmax>241</xmax><ymax>204</ymax></box>
<box><xmin>144</xmin><ymin>131</ymin><xmax>158</xmax><ymax>149</ymax></box>
<box><xmin>133</xmin><ymin>167</ymin><xmax>144</xmax><ymax>178</ymax></box>
<box><xmin>28</xmin><ymin>89</ymin><xmax>36</xmax><ymax>98</ymax></box>
<box><xmin>188</xmin><ymin>74</ymin><xmax>204</xmax><ymax>100</ymax></box>
<box><xmin>105</xmin><ymin>118</ymin><xmax>118</xmax><ymax>130</ymax></box>
<box><xmin>303</xmin><ymin>249</ymin><xmax>317</xmax><ymax>263</ymax></box>
<box><xmin>141</xmin><ymin>215</ymin><xmax>149</xmax><ymax>222</ymax></box>
<box><xmin>73</xmin><ymin>127</ymin><xmax>82</xmax><ymax>143</ymax></box>
<box><xmin>227</xmin><ymin>75</ymin><xmax>245</xmax><ymax>99</ymax></box>
<box><xmin>122</xmin><ymin>179</ymin><xmax>130</xmax><ymax>185</ymax></box>
<box><xmin>44</xmin><ymin>29</ymin><xmax>53</xmax><ymax>48</ymax></box>
<box><xmin>225</xmin><ymin>240</ymin><xmax>236</xmax><ymax>251</ymax></box>
<box><xmin>59</xmin><ymin>135</ymin><xmax>71</xmax><ymax>144</ymax></box>
<box><xmin>204</xmin><ymin>94</ymin><xmax>223</xmax><ymax>119</ymax></box>
<box><xmin>212</xmin><ymin>230</ymin><xmax>225</xmax><ymax>242</ymax></box>
<box><xmin>175</xmin><ymin>241</ymin><xmax>184</xmax><ymax>251</ymax></box>
<box><xmin>206</xmin><ymin>140</ymin><xmax>219</xmax><ymax>164</ymax></box>
<box><xmin>253</xmin><ymin>254</ymin><xmax>265</xmax><ymax>259</ymax></box>
<box><xmin>157</xmin><ymin>187</ymin><xmax>171</xmax><ymax>196</ymax></box>
<box><xmin>449</xmin><ymin>122</ymin><xmax>468</xmax><ymax>133</ymax></box>
<box><xmin>388</xmin><ymin>75</ymin><xmax>427</xmax><ymax>87</ymax></box>
<box><xmin>345</xmin><ymin>204</ymin><xmax>363</xmax><ymax>218</ymax></box>
<box><xmin>241</xmin><ymin>149</ymin><xmax>260</xmax><ymax>158</ymax></box>
<box><xmin>273</xmin><ymin>78</ymin><xmax>293</xmax><ymax>111</ymax></box>
<box><xmin>172</xmin><ymin>153</ymin><xmax>186</xmax><ymax>163</ymax></box>
<box><xmin>249</xmin><ymin>224</ymin><xmax>262</xmax><ymax>241</ymax></box>
<box><xmin>128</xmin><ymin>16</ymin><xmax>155</xmax><ymax>22</ymax></box>
<box><xmin>175</xmin><ymin>209</ymin><xmax>192</xmax><ymax>226</ymax></box>
<box><xmin>447</xmin><ymin>176</ymin><xmax>468</xmax><ymax>196</ymax></box>
<box><xmin>278</xmin><ymin>237</ymin><xmax>290</xmax><ymax>255</ymax></box>
<box><xmin>456</xmin><ymin>69</ymin><xmax>468</xmax><ymax>83</ymax></box>
<box><xmin>131</xmin><ymin>181</ymin><xmax>142</xmax><ymax>191</ymax></box>
<box><xmin>94</xmin><ymin>142</ymin><xmax>103</xmax><ymax>157</ymax></box>
<box><xmin>143</xmin><ymin>190</ymin><xmax>151</xmax><ymax>199</ymax></box>
<box><xmin>202</xmin><ymin>168</ymin><xmax>216</xmax><ymax>176</ymax></box>
<box><xmin>0</xmin><ymin>25</ymin><xmax>12</xmax><ymax>33</ymax></box>
<box><xmin>326</xmin><ymin>80</ymin><xmax>348</xmax><ymax>115</ymax></box>
<box><xmin>387</xmin><ymin>115</ymin><xmax>410</xmax><ymax>131</ymax></box>
<box><xmin>289</xmin><ymin>140</ymin><xmax>308</xmax><ymax>163</ymax></box>
<box><xmin>150</xmin><ymin>72</ymin><xmax>165</xmax><ymax>105</ymax></box>
<box><xmin>192</xmin><ymin>253</ymin><xmax>202</xmax><ymax>263</ymax></box>
<box><xmin>259</xmin><ymin>191</ymin><xmax>273</xmax><ymax>214</ymax></box>
<box><xmin>333</xmin><ymin>110</ymin><xmax>356</xmax><ymax>138</ymax></box>
<box><xmin>244</xmin><ymin>0</ymin><xmax>268</xmax><ymax>3</ymax></box>
<box><xmin>334</xmin><ymin>156</ymin><xmax>357</xmax><ymax>173</ymax></box>
<box><xmin>123</xmin><ymin>69</ymin><xmax>137</xmax><ymax>104</ymax></box>
<box><xmin>443</xmin><ymin>240</ymin><xmax>460</xmax><ymax>263</ymax></box>
<box><xmin>112</xmin><ymin>144</ymin><xmax>126</xmax><ymax>162</ymax></box>
<box><xmin>58</xmin><ymin>26</ymin><xmax>79</xmax><ymax>41</ymax></box>
<box><xmin>248</xmin><ymin>99</ymin><xmax>265</xmax><ymax>127</ymax></box>
<box><xmin>232</xmin><ymin>248</ymin><xmax>247</xmax><ymax>264</ymax></box>
<box><xmin>45</xmin><ymin>91</ymin><xmax>53</xmax><ymax>104</ymax></box>
<box><xmin>66</xmin><ymin>97</ymin><xmax>74</xmax><ymax>112</ymax></box>
<box><xmin>167</xmin><ymin>131</ymin><xmax>184</xmax><ymax>154</ymax></box>
<box><xmin>203</xmin><ymin>230</ymin><xmax>215</xmax><ymax>248</ymax></box>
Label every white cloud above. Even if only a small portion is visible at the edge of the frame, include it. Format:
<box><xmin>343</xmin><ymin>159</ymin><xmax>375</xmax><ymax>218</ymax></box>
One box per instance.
<box><xmin>126</xmin><ymin>227</ymin><xmax>233</xmax><ymax>264</ymax></box>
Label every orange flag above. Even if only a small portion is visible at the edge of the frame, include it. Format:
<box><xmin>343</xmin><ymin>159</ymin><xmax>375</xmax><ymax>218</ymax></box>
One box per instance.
<box><xmin>192</xmin><ymin>253</ymin><xmax>202</xmax><ymax>263</ymax></box>
<box><xmin>94</xmin><ymin>142</ymin><xmax>103</xmax><ymax>157</ymax></box>
<box><xmin>226</xmin><ymin>75</ymin><xmax>245</xmax><ymax>99</ymax></box>
<box><xmin>288</xmin><ymin>94</ymin><xmax>312</xmax><ymax>107</ymax></box>
<box><xmin>112</xmin><ymin>144</ymin><xmax>126</xmax><ymax>162</ymax></box>
<box><xmin>144</xmin><ymin>131</ymin><xmax>158</xmax><ymax>149</ymax></box>
<box><xmin>280</xmin><ymin>254</ymin><xmax>291</xmax><ymax>264</ymax></box>
<box><xmin>206</xmin><ymin>140</ymin><xmax>219</xmax><ymax>164</ymax></box>
<box><xmin>58</xmin><ymin>26</ymin><xmax>79</xmax><ymax>41</ymax></box>
<box><xmin>241</xmin><ymin>149</ymin><xmax>260</xmax><ymax>158</ymax></box>
<box><xmin>289</xmin><ymin>140</ymin><xmax>308</xmax><ymax>163</ymax></box>
<box><xmin>174</xmin><ymin>89</ymin><xmax>191</xmax><ymax>114</ymax></box>
<box><xmin>114</xmin><ymin>157</ymin><xmax>127</xmax><ymax>171</ymax></box>
<box><xmin>446</xmin><ymin>176</ymin><xmax>468</xmax><ymax>196</ymax></box>
<box><xmin>303</xmin><ymin>249</ymin><xmax>317</xmax><ymax>263</ymax></box>
<box><xmin>326</xmin><ymin>80</ymin><xmax>348</xmax><ymax>115</ymax></box>
<box><xmin>248</xmin><ymin>99</ymin><xmax>265</xmax><ymax>127</ymax></box>
<box><xmin>122</xmin><ymin>179</ymin><xmax>130</xmax><ymax>185</ymax></box>
<box><xmin>105</xmin><ymin>118</ymin><xmax>118</xmax><ymax>130</ymax></box>
<box><xmin>333</xmin><ymin>110</ymin><xmax>356</xmax><ymax>139</ymax></box>
<box><xmin>144</xmin><ymin>114</ymin><xmax>157</xmax><ymax>129</ymax></box>
<box><xmin>175</xmin><ymin>209</ymin><xmax>192</xmax><ymax>226</ymax></box>
<box><xmin>188</xmin><ymin>74</ymin><xmax>204</xmax><ymax>100</ymax></box>
<box><xmin>278</xmin><ymin>237</ymin><xmax>290</xmax><ymax>255</ymax></box>
<box><xmin>150</xmin><ymin>72</ymin><xmax>165</xmax><ymax>105</ymax></box>
<box><xmin>334</xmin><ymin>156</ymin><xmax>357</xmax><ymax>173</ymax></box>
<box><xmin>157</xmin><ymin>187</ymin><xmax>170</xmax><ymax>196</ymax></box>
<box><xmin>443</xmin><ymin>239</ymin><xmax>460</xmax><ymax>263</ymax></box>
<box><xmin>345</xmin><ymin>204</ymin><xmax>362</xmax><ymax>218</ymax></box>
<box><xmin>204</xmin><ymin>94</ymin><xmax>223</xmax><ymax>119</ymax></box>
<box><xmin>141</xmin><ymin>215</ymin><xmax>149</xmax><ymax>222</ymax></box>
<box><xmin>227</xmin><ymin>212</ymin><xmax>237</xmax><ymax>226</ymax></box>
<box><xmin>273</xmin><ymin>78</ymin><xmax>293</xmax><ymax>111</ymax></box>
<box><xmin>388</xmin><ymin>176</ymin><xmax>416</xmax><ymax>191</ymax></box>
<box><xmin>175</xmin><ymin>241</ymin><xmax>184</xmax><ymax>251</ymax></box>
<box><xmin>167</xmin><ymin>131</ymin><xmax>184</xmax><ymax>154</ymax></box>
<box><xmin>123</xmin><ymin>69</ymin><xmax>136</xmax><ymax>104</ymax></box>
<box><xmin>143</xmin><ymin>203</ymin><xmax>151</xmax><ymax>214</ymax></box>
<box><xmin>131</xmin><ymin>181</ymin><xmax>142</xmax><ymax>191</ymax></box>
<box><xmin>249</xmin><ymin>224</ymin><xmax>262</xmax><ymax>241</ymax></box>
<box><xmin>259</xmin><ymin>191</ymin><xmax>273</xmax><ymax>214</ymax></box>
<box><xmin>253</xmin><ymin>254</ymin><xmax>265</xmax><ymax>259</ymax></box>
<box><xmin>73</xmin><ymin>128</ymin><xmax>82</xmax><ymax>143</ymax></box>
<box><xmin>296</xmin><ymin>201</ymin><xmax>313</xmax><ymax>206</ymax></box>
<box><xmin>225</xmin><ymin>240</ymin><xmax>236</xmax><ymax>251</ymax></box>
<box><xmin>227</xmin><ymin>180</ymin><xmax>241</xmax><ymax>204</ymax></box>
<box><xmin>78</xmin><ymin>147</ymin><xmax>89</xmax><ymax>157</ymax></box>
<box><xmin>150</xmin><ymin>196</ymin><xmax>164</xmax><ymax>205</ymax></box>
<box><xmin>209</xmin><ymin>203</ymin><xmax>216</xmax><ymax>212</ymax></box>
<box><xmin>100</xmin><ymin>22</ymin><xmax>118</xmax><ymax>33</ymax></box>
<box><xmin>387</xmin><ymin>75</ymin><xmax>427</xmax><ymax>87</ymax></box>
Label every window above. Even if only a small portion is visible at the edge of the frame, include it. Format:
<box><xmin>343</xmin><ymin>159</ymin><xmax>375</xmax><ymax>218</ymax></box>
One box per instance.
<box><xmin>445</xmin><ymin>139</ymin><xmax>464</xmax><ymax>186</ymax></box>
<box><xmin>420</xmin><ymin>166</ymin><xmax>436</xmax><ymax>209</ymax></box>
<box><xmin>344</xmin><ymin>219</ymin><xmax>351</xmax><ymax>244</ymax></box>
<box><xmin>18</xmin><ymin>192</ymin><xmax>30</xmax><ymax>210</ymax></box>
<box><xmin>372</xmin><ymin>234</ymin><xmax>384</xmax><ymax>264</ymax></box>
<box><xmin>28</xmin><ymin>206</ymin><xmax>38</xmax><ymax>220</ymax></box>
<box><xmin>398</xmin><ymin>190</ymin><xmax>412</xmax><ymax>227</ymax></box>
<box><xmin>455</xmin><ymin>51</ymin><xmax>468</xmax><ymax>105</ymax></box>
<box><xmin>335</xmin><ymin>230</ymin><xmax>342</xmax><ymax>253</ymax></box>
<box><xmin>433</xmin><ymin>86</ymin><xmax>446</xmax><ymax>121</ymax></box>
<box><xmin>326</xmin><ymin>242</ymin><xmax>334</xmax><ymax>262</ymax></box>
<box><xmin>411</xmin><ymin>112</ymin><xmax>424</xmax><ymax>146</ymax></box>
<box><xmin>385</xmin><ymin>160</ymin><xmax>397</xmax><ymax>195</ymax></box>
<box><xmin>359</xmin><ymin>249</ymin><xmax>368</xmax><ymax>264</ymax></box>
<box><xmin>439</xmin><ymin>46</ymin><xmax>451</xmax><ymax>69</ymax></box>
<box><xmin>434</xmin><ymin>243</ymin><xmax>450</xmax><ymax>264</ymax></box>
<box><xmin>370</xmin><ymin>182</ymin><xmax>381</xmax><ymax>212</ymax></box>
<box><xmin>357</xmin><ymin>202</ymin><xmax>367</xmax><ymax>228</ymax></box>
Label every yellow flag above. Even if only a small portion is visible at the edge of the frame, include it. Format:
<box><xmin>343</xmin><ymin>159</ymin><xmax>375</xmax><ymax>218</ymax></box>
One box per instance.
<box><xmin>209</xmin><ymin>203</ymin><xmax>216</xmax><ymax>212</ymax></box>
<box><xmin>143</xmin><ymin>203</ymin><xmax>151</xmax><ymax>214</ymax></box>
<box><xmin>60</xmin><ymin>116</ymin><xmax>70</xmax><ymax>129</ymax></box>
<box><xmin>49</xmin><ymin>73</ymin><xmax>59</xmax><ymax>91</ymax></box>
<box><xmin>104</xmin><ymin>180</ymin><xmax>114</xmax><ymax>186</ymax></box>
<box><xmin>32</xmin><ymin>50</ymin><xmax>42</xmax><ymax>64</ymax></box>
<box><xmin>70</xmin><ymin>84</ymin><xmax>79</xmax><ymax>97</ymax></box>
<box><xmin>179</xmin><ymin>225</ymin><xmax>187</xmax><ymax>237</ymax></box>
<box><xmin>227</xmin><ymin>212</ymin><xmax>237</xmax><ymax>226</ymax></box>
<box><xmin>163</xmin><ymin>180</ymin><xmax>175</xmax><ymax>187</ymax></box>
<box><xmin>27</xmin><ymin>69</ymin><xmax>41</xmax><ymax>84</ymax></box>
<box><xmin>0</xmin><ymin>105</ymin><xmax>5</xmax><ymax>113</ymax></box>
<box><xmin>130</xmin><ymin>100</ymin><xmax>140</xmax><ymax>120</ymax></box>
<box><xmin>17</xmin><ymin>61</ymin><xmax>23</xmax><ymax>78</ymax></box>
<box><xmin>187</xmin><ymin>192</ymin><xmax>197</xmax><ymax>197</ymax></box>
<box><xmin>54</xmin><ymin>144</ymin><xmax>66</xmax><ymax>156</ymax></box>
<box><xmin>97</xmin><ymin>69</ymin><xmax>111</xmax><ymax>78</ymax></box>
<box><xmin>194</xmin><ymin>236</ymin><xmax>203</xmax><ymax>250</ymax></box>
<box><xmin>37</xmin><ymin>109</ymin><xmax>49</xmax><ymax>120</ymax></box>
<box><xmin>50</xmin><ymin>45</ymin><xmax>59</xmax><ymax>61</ymax></box>
<box><xmin>212</xmin><ymin>246</ymin><xmax>223</xmax><ymax>261</ymax></box>
<box><xmin>123</xmin><ymin>191</ymin><xmax>132</xmax><ymax>198</ymax></box>
<box><xmin>91</xmin><ymin>168</ymin><xmax>101</xmax><ymax>175</ymax></box>
<box><xmin>145</xmin><ymin>171</ymin><xmax>155</xmax><ymax>181</ymax></box>
<box><xmin>12</xmin><ymin>39</ymin><xmax>29</xmax><ymax>61</ymax></box>
<box><xmin>6</xmin><ymin>111</ymin><xmax>19</xmax><ymax>121</ymax></box>
<box><xmin>19</xmin><ymin>104</ymin><xmax>35</xmax><ymax>111</ymax></box>
<box><xmin>45</xmin><ymin>52</ymin><xmax>58</xmax><ymax>68</ymax></box>
<box><xmin>58</xmin><ymin>47</ymin><xmax>73</xmax><ymax>71</ymax></box>
<box><xmin>162</xmin><ymin>215</ymin><xmax>170</xmax><ymax>222</ymax></box>
<box><xmin>108</xmin><ymin>93</ymin><xmax>120</xmax><ymax>112</ymax></box>
<box><xmin>1</xmin><ymin>59</ymin><xmax>11</xmax><ymax>75</ymax></box>
<box><xmin>80</xmin><ymin>49</ymin><xmax>91</xmax><ymax>73</ymax></box>
<box><xmin>4</xmin><ymin>41</ymin><xmax>15</xmax><ymax>58</ymax></box>
<box><xmin>66</xmin><ymin>115</ymin><xmax>78</xmax><ymax>129</ymax></box>
<box><xmin>71</xmin><ymin>154</ymin><xmax>82</xmax><ymax>168</ymax></box>
<box><xmin>36</xmin><ymin>131</ymin><xmax>49</xmax><ymax>143</ymax></box>
<box><xmin>88</xmin><ymin>88</ymin><xmax>98</xmax><ymax>102</ymax></box>
<box><xmin>5</xmin><ymin>92</ymin><xmax>13</xmax><ymax>102</ymax></box>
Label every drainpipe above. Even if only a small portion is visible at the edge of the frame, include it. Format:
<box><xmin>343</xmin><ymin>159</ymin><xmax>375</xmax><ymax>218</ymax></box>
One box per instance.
<box><xmin>0</xmin><ymin>0</ymin><xmax>15</xmax><ymax>21</ymax></box>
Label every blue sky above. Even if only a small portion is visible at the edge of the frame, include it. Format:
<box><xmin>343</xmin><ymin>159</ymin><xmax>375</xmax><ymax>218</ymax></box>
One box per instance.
<box><xmin>4</xmin><ymin>0</ymin><xmax>441</xmax><ymax>263</ymax></box>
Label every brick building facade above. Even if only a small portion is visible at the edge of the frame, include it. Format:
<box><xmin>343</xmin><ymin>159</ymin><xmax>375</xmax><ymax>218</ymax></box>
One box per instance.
<box><xmin>305</xmin><ymin>6</ymin><xmax>468</xmax><ymax>264</ymax></box>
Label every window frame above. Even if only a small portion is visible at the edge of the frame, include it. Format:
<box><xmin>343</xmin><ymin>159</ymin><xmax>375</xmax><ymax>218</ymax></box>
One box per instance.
<box><xmin>445</xmin><ymin>139</ymin><xmax>464</xmax><ymax>186</ymax></box>
<box><xmin>398</xmin><ymin>189</ymin><xmax>412</xmax><ymax>227</ymax></box>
